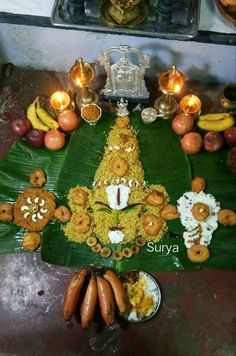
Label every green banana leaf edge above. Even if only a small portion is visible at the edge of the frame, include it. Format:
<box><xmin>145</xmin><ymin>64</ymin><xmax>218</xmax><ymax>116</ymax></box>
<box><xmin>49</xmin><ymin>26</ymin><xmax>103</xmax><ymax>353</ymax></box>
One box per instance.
<box><xmin>0</xmin><ymin>113</ymin><xmax>235</xmax><ymax>273</ymax></box>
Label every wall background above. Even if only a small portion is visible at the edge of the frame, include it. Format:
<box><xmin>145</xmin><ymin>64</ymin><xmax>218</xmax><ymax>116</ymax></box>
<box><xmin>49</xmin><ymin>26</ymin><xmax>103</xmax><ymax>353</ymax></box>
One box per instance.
<box><xmin>0</xmin><ymin>23</ymin><xmax>235</xmax><ymax>84</ymax></box>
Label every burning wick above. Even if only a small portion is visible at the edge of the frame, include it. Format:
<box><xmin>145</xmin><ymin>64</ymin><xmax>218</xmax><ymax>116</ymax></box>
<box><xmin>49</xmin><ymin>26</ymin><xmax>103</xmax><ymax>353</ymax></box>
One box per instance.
<box><xmin>50</xmin><ymin>91</ymin><xmax>70</xmax><ymax>111</ymax></box>
<box><xmin>180</xmin><ymin>95</ymin><xmax>201</xmax><ymax>115</ymax></box>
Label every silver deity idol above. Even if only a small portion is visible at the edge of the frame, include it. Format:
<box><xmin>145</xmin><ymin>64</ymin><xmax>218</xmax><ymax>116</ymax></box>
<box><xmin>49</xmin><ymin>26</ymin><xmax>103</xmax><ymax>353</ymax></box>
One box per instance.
<box><xmin>117</xmin><ymin>98</ymin><xmax>129</xmax><ymax>117</ymax></box>
<box><xmin>99</xmin><ymin>45</ymin><xmax>150</xmax><ymax>99</ymax></box>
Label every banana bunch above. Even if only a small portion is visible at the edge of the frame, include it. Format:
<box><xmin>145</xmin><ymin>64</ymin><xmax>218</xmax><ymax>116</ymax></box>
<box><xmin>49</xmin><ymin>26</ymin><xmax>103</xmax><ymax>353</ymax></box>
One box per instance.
<box><xmin>27</xmin><ymin>97</ymin><xmax>59</xmax><ymax>132</ymax></box>
<box><xmin>63</xmin><ymin>268</ymin><xmax>128</xmax><ymax>329</ymax></box>
<box><xmin>197</xmin><ymin>112</ymin><xmax>235</xmax><ymax>132</ymax></box>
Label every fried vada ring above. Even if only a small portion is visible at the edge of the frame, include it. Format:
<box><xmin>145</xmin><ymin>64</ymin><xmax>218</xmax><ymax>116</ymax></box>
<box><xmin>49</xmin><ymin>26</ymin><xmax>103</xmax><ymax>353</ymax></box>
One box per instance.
<box><xmin>160</xmin><ymin>204</ymin><xmax>180</xmax><ymax>221</ymax></box>
<box><xmin>218</xmin><ymin>209</ymin><xmax>236</xmax><ymax>226</ymax></box>
<box><xmin>54</xmin><ymin>205</ymin><xmax>71</xmax><ymax>223</ymax></box>
<box><xmin>187</xmin><ymin>245</ymin><xmax>210</xmax><ymax>263</ymax></box>
<box><xmin>143</xmin><ymin>214</ymin><xmax>162</xmax><ymax>236</ymax></box>
<box><xmin>116</xmin><ymin>116</ymin><xmax>130</xmax><ymax>129</ymax></box>
<box><xmin>22</xmin><ymin>232</ymin><xmax>41</xmax><ymax>251</ymax></box>
<box><xmin>111</xmin><ymin>157</ymin><xmax>129</xmax><ymax>177</ymax></box>
<box><xmin>72</xmin><ymin>188</ymin><xmax>88</xmax><ymax>208</ymax></box>
<box><xmin>0</xmin><ymin>203</ymin><xmax>13</xmax><ymax>222</ymax></box>
<box><xmin>145</xmin><ymin>190</ymin><xmax>166</xmax><ymax>207</ymax></box>
<box><xmin>72</xmin><ymin>212</ymin><xmax>91</xmax><ymax>234</ymax></box>
<box><xmin>30</xmin><ymin>169</ymin><xmax>46</xmax><ymax>187</ymax></box>
<box><xmin>191</xmin><ymin>176</ymin><xmax>206</xmax><ymax>193</ymax></box>
<box><xmin>191</xmin><ymin>202</ymin><xmax>210</xmax><ymax>222</ymax></box>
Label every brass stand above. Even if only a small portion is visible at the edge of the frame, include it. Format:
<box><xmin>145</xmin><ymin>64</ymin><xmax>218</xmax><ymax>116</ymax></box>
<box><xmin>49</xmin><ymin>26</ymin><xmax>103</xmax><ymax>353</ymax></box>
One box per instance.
<box><xmin>154</xmin><ymin>66</ymin><xmax>185</xmax><ymax>119</ymax></box>
<box><xmin>76</xmin><ymin>86</ymin><xmax>98</xmax><ymax>109</ymax></box>
<box><xmin>69</xmin><ymin>57</ymin><xmax>98</xmax><ymax>109</ymax></box>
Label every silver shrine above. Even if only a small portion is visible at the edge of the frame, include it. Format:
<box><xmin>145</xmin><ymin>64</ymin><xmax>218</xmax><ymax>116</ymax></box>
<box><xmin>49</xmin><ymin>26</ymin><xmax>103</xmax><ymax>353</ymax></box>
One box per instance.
<box><xmin>100</xmin><ymin>45</ymin><xmax>150</xmax><ymax>99</ymax></box>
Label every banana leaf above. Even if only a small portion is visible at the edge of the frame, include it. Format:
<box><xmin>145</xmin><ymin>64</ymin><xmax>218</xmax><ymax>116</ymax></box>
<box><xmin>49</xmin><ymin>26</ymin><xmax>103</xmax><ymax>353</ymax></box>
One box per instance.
<box><xmin>0</xmin><ymin>113</ymin><xmax>235</xmax><ymax>272</ymax></box>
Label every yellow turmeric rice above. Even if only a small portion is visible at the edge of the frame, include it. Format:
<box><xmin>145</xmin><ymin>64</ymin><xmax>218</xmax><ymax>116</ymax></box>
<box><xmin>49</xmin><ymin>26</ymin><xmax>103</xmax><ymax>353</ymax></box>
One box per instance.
<box><xmin>63</xmin><ymin>121</ymin><xmax>169</xmax><ymax>246</ymax></box>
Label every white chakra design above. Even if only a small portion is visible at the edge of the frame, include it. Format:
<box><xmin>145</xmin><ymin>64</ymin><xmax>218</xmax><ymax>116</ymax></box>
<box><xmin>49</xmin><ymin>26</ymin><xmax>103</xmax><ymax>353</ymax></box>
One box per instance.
<box><xmin>177</xmin><ymin>191</ymin><xmax>221</xmax><ymax>248</ymax></box>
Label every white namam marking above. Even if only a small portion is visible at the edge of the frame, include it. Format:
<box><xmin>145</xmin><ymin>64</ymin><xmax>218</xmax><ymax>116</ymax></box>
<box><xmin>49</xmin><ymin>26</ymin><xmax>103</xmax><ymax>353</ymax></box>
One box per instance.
<box><xmin>34</xmin><ymin>197</ymin><xmax>39</xmax><ymax>203</ymax></box>
<box><xmin>23</xmin><ymin>212</ymin><xmax>30</xmax><ymax>218</ymax></box>
<box><xmin>27</xmin><ymin>197</ymin><xmax>32</xmax><ymax>204</ymax></box>
<box><xmin>106</xmin><ymin>184</ymin><xmax>131</xmax><ymax>210</ymax></box>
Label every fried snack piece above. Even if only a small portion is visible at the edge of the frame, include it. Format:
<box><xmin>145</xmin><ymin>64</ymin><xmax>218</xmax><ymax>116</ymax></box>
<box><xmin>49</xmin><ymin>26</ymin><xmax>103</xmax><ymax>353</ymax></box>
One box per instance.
<box><xmin>72</xmin><ymin>188</ymin><xmax>88</xmax><ymax>208</ymax></box>
<box><xmin>122</xmin><ymin>247</ymin><xmax>132</xmax><ymax>258</ymax></box>
<box><xmin>22</xmin><ymin>232</ymin><xmax>41</xmax><ymax>251</ymax></box>
<box><xmin>160</xmin><ymin>204</ymin><xmax>180</xmax><ymax>221</ymax></box>
<box><xmin>113</xmin><ymin>251</ymin><xmax>123</xmax><ymax>261</ymax></box>
<box><xmin>72</xmin><ymin>212</ymin><xmax>91</xmax><ymax>234</ymax></box>
<box><xmin>120</xmin><ymin>133</ymin><xmax>138</xmax><ymax>152</ymax></box>
<box><xmin>100</xmin><ymin>247</ymin><xmax>112</xmax><ymax>258</ymax></box>
<box><xmin>143</xmin><ymin>214</ymin><xmax>162</xmax><ymax>236</ymax></box>
<box><xmin>191</xmin><ymin>202</ymin><xmax>210</xmax><ymax>222</ymax></box>
<box><xmin>111</xmin><ymin>157</ymin><xmax>129</xmax><ymax>177</ymax></box>
<box><xmin>0</xmin><ymin>203</ymin><xmax>13</xmax><ymax>222</ymax></box>
<box><xmin>187</xmin><ymin>245</ymin><xmax>210</xmax><ymax>263</ymax></box>
<box><xmin>13</xmin><ymin>188</ymin><xmax>56</xmax><ymax>232</ymax></box>
<box><xmin>116</xmin><ymin>116</ymin><xmax>130</xmax><ymax>129</ymax></box>
<box><xmin>92</xmin><ymin>243</ymin><xmax>102</xmax><ymax>253</ymax></box>
<box><xmin>30</xmin><ymin>169</ymin><xmax>46</xmax><ymax>187</ymax></box>
<box><xmin>54</xmin><ymin>205</ymin><xmax>71</xmax><ymax>223</ymax></box>
<box><xmin>145</xmin><ymin>190</ymin><xmax>166</xmax><ymax>207</ymax></box>
<box><xmin>191</xmin><ymin>176</ymin><xmax>206</xmax><ymax>193</ymax></box>
<box><xmin>135</xmin><ymin>237</ymin><xmax>146</xmax><ymax>246</ymax></box>
<box><xmin>218</xmin><ymin>209</ymin><xmax>236</xmax><ymax>226</ymax></box>
<box><xmin>227</xmin><ymin>147</ymin><xmax>236</xmax><ymax>176</ymax></box>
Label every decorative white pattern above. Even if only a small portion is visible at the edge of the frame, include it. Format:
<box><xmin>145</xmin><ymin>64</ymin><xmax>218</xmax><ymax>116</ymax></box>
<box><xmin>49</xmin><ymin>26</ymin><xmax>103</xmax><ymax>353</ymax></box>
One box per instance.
<box><xmin>177</xmin><ymin>191</ymin><xmax>221</xmax><ymax>248</ymax></box>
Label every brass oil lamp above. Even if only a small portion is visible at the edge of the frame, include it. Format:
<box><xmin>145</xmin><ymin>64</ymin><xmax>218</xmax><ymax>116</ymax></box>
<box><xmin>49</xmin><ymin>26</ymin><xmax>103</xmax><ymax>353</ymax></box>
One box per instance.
<box><xmin>69</xmin><ymin>57</ymin><xmax>98</xmax><ymax>109</ymax></box>
<box><xmin>154</xmin><ymin>65</ymin><xmax>185</xmax><ymax>119</ymax></box>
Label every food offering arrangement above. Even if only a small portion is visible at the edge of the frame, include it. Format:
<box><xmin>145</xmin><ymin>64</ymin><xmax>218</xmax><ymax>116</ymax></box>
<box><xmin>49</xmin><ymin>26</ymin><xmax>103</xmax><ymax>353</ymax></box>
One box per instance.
<box><xmin>0</xmin><ymin>52</ymin><xmax>236</xmax><ymax>332</ymax></box>
<box><xmin>62</xmin><ymin>267</ymin><xmax>161</xmax><ymax>328</ymax></box>
<box><xmin>63</xmin><ymin>99</ymin><xmax>177</xmax><ymax>261</ymax></box>
<box><xmin>10</xmin><ymin>94</ymin><xmax>80</xmax><ymax>151</ymax></box>
<box><xmin>0</xmin><ymin>105</ymin><xmax>235</xmax><ymax>265</ymax></box>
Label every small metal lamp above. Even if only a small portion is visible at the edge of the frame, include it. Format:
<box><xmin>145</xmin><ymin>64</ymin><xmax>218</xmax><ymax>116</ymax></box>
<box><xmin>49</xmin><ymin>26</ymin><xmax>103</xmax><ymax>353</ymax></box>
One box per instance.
<box><xmin>69</xmin><ymin>57</ymin><xmax>98</xmax><ymax>109</ymax></box>
<box><xmin>154</xmin><ymin>65</ymin><xmax>185</xmax><ymax>119</ymax></box>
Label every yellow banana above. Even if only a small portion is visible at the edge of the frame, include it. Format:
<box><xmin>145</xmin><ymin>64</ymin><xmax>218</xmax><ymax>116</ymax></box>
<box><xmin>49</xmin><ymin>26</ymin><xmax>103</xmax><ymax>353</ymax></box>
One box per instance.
<box><xmin>197</xmin><ymin>114</ymin><xmax>235</xmax><ymax>132</ymax></box>
<box><xmin>198</xmin><ymin>113</ymin><xmax>232</xmax><ymax>121</ymax></box>
<box><xmin>27</xmin><ymin>101</ymin><xmax>49</xmax><ymax>132</ymax></box>
<box><xmin>35</xmin><ymin>99</ymin><xmax>59</xmax><ymax>130</ymax></box>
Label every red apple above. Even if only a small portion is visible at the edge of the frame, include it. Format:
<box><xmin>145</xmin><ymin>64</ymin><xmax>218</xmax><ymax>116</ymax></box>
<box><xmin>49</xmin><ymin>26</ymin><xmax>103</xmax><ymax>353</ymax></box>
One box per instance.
<box><xmin>11</xmin><ymin>118</ymin><xmax>31</xmax><ymax>137</ymax></box>
<box><xmin>58</xmin><ymin>110</ymin><xmax>80</xmax><ymax>132</ymax></box>
<box><xmin>44</xmin><ymin>130</ymin><xmax>65</xmax><ymax>151</ymax></box>
<box><xmin>25</xmin><ymin>129</ymin><xmax>45</xmax><ymax>148</ymax></box>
